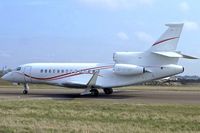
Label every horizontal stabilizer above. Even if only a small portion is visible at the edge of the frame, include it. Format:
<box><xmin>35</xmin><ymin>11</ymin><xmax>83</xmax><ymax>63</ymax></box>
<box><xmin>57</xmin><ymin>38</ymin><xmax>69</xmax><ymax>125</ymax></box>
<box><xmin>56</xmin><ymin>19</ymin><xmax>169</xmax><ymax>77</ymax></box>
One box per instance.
<box><xmin>152</xmin><ymin>51</ymin><xmax>198</xmax><ymax>59</ymax></box>
<box><xmin>181</xmin><ymin>54</ymin><xmax>199</xmax><ymax>59</ymax></box>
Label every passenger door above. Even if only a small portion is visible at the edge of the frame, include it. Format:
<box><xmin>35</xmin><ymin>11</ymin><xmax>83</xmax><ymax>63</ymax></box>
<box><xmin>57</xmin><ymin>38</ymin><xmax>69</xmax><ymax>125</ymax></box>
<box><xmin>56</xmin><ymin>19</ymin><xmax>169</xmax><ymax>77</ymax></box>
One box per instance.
<box><xmin>24</xmin><ymin>66</ymin><xmax>32</xmax><ymax>83</ymax></box>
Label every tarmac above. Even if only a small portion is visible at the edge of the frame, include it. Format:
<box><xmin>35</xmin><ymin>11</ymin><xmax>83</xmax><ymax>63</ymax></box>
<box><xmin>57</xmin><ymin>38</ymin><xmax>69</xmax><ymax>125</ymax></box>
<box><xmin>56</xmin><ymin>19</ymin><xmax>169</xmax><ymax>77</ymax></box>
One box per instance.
<box><xmin>0</xmin><ymin>87</ymin><xmax>200</xmax><ymax>104</ymax></box>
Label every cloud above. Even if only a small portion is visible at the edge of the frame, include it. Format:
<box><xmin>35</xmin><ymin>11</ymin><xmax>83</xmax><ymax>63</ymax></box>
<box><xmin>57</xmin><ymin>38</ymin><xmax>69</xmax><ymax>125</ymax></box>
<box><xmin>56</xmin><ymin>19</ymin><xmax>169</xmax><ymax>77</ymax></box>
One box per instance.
<box><xmin>134</xmin><ymin>31</ymin><xmax>154</xmax><ymax>44</ymax></box>
<box><xmin>117</xmin><ymin>32</ymin><xmax>129</xmax><ymax>40</ymax></box>
<box><xmin>179</xmin><ymin>1</ymin><xmax>190</xmax><ymax>13</ymax></box>
<box><xmin>184</xmin><ymin>21</ymin><xmax>199</xmax><ymax>31</ymax></box>
<box><xmin>79</xmin><ymin>0</ymin><xmax>154</xmax><ymax>10</ymax></box>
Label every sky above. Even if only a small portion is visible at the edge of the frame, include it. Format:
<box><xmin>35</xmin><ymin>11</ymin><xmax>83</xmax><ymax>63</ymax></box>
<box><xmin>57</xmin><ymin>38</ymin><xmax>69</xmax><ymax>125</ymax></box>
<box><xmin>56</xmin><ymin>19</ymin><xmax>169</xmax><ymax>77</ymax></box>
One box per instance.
<box><xmin>0</xmin><ymin>0</ymin><xmax>199</xmax><ymax>75</ymax></box>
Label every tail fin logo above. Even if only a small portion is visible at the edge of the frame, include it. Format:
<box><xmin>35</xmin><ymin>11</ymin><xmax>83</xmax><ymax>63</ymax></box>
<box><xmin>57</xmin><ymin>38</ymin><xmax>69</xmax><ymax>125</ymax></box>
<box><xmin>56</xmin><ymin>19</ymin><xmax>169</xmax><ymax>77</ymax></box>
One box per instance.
<box><xmin>152</xmin><ymin>37</ymin><xmax>179</xmax><ymax>46</ymax></box>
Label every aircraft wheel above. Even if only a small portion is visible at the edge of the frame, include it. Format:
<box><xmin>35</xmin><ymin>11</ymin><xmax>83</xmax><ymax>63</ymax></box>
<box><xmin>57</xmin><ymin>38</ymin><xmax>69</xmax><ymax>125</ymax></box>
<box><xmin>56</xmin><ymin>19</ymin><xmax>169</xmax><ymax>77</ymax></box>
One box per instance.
<box><xmin>23</xmin><ymin>90</ymin><xmax>28</xmax><ymax>94</ymax></box>
<box><xmin>23</xmin><ymin>83</ymin><xmax>29</xmax><ymax>95</ymax></box>
<box><xmin>90</xmin><ymin>89</ymin><xmax>99</xmax><ymax>96</ymax></box>
<box><xmin>103</xmin><ymin>88</ymin><xmax>113</xmax><ymax>95</ymax></box>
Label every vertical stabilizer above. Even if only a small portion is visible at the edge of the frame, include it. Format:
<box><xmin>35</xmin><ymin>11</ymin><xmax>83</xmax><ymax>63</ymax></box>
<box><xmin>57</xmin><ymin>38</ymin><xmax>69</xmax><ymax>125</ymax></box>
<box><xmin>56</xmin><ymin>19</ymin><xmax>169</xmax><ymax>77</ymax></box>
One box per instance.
<box><xmin>150</xmin><ymin>23</ymin><xmax>184</xmax><ymax>52</ymax></box>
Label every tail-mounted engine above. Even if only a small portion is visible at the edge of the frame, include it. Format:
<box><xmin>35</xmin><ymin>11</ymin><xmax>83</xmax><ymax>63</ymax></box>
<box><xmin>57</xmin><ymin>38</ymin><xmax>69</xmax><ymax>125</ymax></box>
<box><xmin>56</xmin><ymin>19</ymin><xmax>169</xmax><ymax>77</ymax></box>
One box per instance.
<box><xmin>113</xmin><ymin>64</ymin><xmax>145</xmax><ymax>76</ymax></box>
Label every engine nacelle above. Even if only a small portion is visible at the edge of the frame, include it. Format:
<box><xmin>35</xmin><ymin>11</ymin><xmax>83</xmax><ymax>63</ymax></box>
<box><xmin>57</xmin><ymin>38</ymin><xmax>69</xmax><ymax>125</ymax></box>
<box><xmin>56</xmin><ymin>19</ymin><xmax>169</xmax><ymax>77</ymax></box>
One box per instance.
<box><xmin>113</xmin><ymin>64</ymin><xmax>145</xmax><ymax>76</ymax></box>
<box><xmin>113</xmin><ymin>52</ymin><xmax>142</xmax><ymax>63</ymax></box>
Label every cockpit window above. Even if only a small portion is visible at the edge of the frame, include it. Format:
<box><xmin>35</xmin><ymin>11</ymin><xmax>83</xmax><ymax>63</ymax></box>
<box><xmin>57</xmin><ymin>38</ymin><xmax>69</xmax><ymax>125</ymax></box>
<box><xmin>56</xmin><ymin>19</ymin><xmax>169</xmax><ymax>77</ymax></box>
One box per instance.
<box><xmin>16</xmin><ymin>67</ymin><xmax>21</xmax><ymax>71</ymax></box>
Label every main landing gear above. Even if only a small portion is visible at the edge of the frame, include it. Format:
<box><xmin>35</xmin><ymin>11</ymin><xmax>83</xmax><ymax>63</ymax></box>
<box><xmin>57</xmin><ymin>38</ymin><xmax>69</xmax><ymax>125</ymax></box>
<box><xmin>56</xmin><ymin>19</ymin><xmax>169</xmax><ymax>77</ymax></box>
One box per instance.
<box><xmin>23</xmin><ymin>83</ymin><xmax>29</xmax><ymax>94</ymax></box>
<box><xmin>103</xmin><ymin>88</ymin><xmax>113</xmax><ymax>95</ymax></box>
<box><xmin>90</xmin><ymin>89</ymin><xmax>99</xmax><ymax>97</ymax></box>
<box><xmin>82</xmin><ymin>88</ymin><xmax>113</xmax><ymax>97</ymax></box>
<box><xmin>89</xmin><ymin>88</ymin><xmax>113</xmax><ymax>96</ymax></box>
<box><xmin>84</xmin><ymin>88</ymin><xmax>113</xmax><ymax>97</ymax></box>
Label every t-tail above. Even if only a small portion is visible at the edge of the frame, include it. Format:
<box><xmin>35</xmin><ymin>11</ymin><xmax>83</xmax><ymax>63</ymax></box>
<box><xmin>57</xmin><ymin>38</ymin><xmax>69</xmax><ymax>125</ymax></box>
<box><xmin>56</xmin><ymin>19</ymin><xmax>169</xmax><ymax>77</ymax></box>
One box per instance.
<box><xmin>113</xmin><ymin>23</ymin><xmax>198</xmax><ymax>66</ymax></box>
<box><xmin>149</xmin><ymin>23</ymin><xmax>198</xmax><ymax>64</ymax></box>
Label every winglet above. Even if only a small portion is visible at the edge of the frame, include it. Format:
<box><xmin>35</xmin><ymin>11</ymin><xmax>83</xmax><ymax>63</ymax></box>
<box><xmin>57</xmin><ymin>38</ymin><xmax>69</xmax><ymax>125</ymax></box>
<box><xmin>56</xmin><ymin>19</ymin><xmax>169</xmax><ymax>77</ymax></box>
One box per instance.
<box><xmin>87</xmin><ymin>70</ymin><xmax>100</xmax><ymax>88</ymax></box>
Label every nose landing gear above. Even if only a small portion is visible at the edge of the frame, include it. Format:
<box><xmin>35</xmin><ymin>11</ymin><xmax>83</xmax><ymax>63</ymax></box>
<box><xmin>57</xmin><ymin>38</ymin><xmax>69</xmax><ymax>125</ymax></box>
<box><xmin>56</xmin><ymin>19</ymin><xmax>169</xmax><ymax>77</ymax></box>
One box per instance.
<box><xmin>23</xmin><ymin>83</ymin><xmax>29</xmax><ymax>94</ymax></box>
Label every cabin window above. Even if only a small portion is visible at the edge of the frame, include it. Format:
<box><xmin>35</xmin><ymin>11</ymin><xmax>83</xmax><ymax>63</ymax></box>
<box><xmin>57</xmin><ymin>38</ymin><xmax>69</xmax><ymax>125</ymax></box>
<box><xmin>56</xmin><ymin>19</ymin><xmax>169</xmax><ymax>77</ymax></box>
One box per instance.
<box><xmin>57</xmin><ymin>70</ymin><xmax>60</xmax><ymax>73</ymax></box>
<box><xmin>53</xmin><ymin>69</ymin><xmax>56</xmax><ymax>73</ymax></box>
<box><xmin>45</xmin><ymin>69</ymin><xmax>48</xmax><ymax>73</ymax></box>
<box><xmin>49</xmin><ymin>70</ymin><xmax>51</xmax><ymax>73</ymax></box>
<box><xmin>61</xmin><ymin>70</ymin><xmax>64</xmax><ymax>73</ymax></box>
<box><xmin>40</xmin><ymin>69</ymin><xmax>43</xmax><ymax>73</ymax></box>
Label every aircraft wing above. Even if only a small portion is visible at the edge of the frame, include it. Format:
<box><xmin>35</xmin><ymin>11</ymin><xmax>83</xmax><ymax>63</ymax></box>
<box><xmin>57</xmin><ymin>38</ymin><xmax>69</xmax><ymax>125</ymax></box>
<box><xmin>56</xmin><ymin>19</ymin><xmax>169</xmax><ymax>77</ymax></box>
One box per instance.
<box><xmin>80</xmin><ymin>70</ymin><xmax>100</xmax><ymax>95</ymax></box>
<box><xmin>87</xmin><ymin>70</ymin><xmax>100</xmax><ymax>88</ymax></box>
<box><xmin>61</xmin><ymin>70</ymin><xmax>100</xmax><ymax>88</ymax></box>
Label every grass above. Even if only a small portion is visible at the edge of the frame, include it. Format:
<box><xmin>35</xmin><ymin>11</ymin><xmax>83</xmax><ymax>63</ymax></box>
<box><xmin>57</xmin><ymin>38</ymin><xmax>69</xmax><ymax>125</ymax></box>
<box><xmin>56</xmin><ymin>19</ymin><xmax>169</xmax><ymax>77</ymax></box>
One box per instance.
<box><xmin>0</xmin><ymin>100</ymin><xmax>199</xmax><ymax>133</ymax></box>
<box><xmin>1</xmin><ymin>79</ymin><xmax>200</xmax><ymax>132</ymax></box>
<box><xmin>0</xmin><ymin>79</ymin><xmax>12</xmax><ymax>86</ymax></box>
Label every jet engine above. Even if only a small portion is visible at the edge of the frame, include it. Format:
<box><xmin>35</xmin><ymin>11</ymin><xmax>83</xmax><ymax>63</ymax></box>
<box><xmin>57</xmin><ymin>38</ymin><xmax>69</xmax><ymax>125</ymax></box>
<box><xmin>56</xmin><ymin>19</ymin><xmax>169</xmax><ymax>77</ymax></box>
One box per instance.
<box><xmin>113</xmin><ymin>64</ymin><xmax>145</xmax><ymax>76</ymax></box>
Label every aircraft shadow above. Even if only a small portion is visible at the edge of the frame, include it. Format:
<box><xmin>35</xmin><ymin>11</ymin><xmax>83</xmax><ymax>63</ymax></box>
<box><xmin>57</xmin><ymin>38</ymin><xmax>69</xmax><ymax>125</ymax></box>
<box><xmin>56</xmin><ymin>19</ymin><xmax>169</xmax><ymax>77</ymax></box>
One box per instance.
<box><xmin>0</xmin><ymin>91</ymin><xmax>134</xmax><ymax>100</ymax></box>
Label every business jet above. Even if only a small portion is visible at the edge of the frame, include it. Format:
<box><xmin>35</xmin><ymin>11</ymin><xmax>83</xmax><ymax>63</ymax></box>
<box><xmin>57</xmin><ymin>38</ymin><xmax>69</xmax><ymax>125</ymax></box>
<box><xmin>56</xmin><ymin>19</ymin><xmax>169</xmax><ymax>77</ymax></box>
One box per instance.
<box><xmin>1</xmin><ymin>23</ymin><xmax>198</xmax><ymax>96</ymax></box>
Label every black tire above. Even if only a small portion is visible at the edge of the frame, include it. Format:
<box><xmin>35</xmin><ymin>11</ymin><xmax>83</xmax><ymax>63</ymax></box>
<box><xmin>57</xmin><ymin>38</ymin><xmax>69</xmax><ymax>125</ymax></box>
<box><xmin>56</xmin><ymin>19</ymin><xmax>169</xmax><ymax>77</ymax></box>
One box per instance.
<box><xmin>103</xmin><ymin>88</ymin><xmax>113</xmax><ymax>95</ymax></box>
<box><xmin>90</xmin><ymin>89</ymin><xmax>99</xmax><ymax>96</ymax></box>
<box><xmin>23</xmin><ymin>90</ymin><xmax>28</xmax><ymax>94</ymax></box>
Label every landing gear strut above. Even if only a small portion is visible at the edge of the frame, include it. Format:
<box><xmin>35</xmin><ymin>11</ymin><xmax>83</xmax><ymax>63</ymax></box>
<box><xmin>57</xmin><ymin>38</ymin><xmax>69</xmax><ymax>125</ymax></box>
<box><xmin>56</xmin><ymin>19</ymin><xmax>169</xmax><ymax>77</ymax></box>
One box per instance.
<box><xmin>103</xmin><ymin>88</ymin><xmax>113</xmax><ymax>95</ymax></box>
<box><xmin>23</xmin><ymin>83</ymin><xmax>29</xmax><ymax>94</ymax></box>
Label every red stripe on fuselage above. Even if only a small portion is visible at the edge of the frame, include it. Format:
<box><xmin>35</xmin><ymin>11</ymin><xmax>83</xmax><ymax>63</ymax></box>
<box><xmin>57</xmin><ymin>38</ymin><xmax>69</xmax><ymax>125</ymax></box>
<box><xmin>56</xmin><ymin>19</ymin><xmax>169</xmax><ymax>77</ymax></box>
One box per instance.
<box><xmin>24</xmin><ymin>65</ymin><xmax>113</xmax><ymax>81</ymax></box>
<box><xmin>152</xmin><ymin>37</ymin><xmax>179</xmax><ymax>46</ymax></box>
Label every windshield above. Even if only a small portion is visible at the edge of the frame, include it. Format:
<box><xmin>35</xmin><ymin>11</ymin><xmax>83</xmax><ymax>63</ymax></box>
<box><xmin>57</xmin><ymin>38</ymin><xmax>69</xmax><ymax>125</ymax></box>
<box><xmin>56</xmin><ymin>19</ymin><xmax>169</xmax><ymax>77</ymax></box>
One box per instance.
<box><xmin>16</xmin><ymin>67</ymin><xmax>21</xmax><ymax>71</ymax></box>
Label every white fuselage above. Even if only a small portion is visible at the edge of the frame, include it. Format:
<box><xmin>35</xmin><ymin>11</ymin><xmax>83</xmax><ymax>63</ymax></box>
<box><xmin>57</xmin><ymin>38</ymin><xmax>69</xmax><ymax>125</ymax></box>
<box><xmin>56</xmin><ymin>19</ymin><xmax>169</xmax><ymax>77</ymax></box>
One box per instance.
<box><xmin>2</xmin><ymin>62</ymin><xmax>184</xmax><ymax>89</ymax></box>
